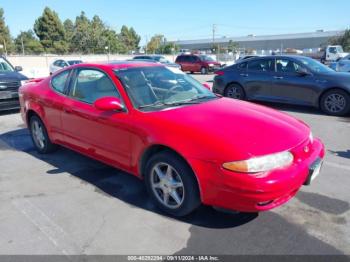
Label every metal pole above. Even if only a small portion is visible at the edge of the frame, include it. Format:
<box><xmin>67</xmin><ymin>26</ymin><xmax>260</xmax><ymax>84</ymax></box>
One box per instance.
<box><xmin>21</xmin><ymin>37</ymin><xmax>25</xmax><ymax>55</ymax></box>
<box><xmin>3</xmin><ymin>39</ymin><xmax>7</xmax><ymax>56</ymax></box>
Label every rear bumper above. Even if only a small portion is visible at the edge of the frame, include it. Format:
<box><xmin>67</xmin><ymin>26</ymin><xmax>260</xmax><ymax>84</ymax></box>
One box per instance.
<box><xmin>189</xmin><ymin>138</ymin><xmax>325</xmax><ymax>212</ymax></box>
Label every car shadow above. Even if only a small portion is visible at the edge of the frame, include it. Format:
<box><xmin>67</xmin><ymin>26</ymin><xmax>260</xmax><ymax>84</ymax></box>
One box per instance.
<box><xmin>0</xmin><ymin>128</ymin><xmax>258</xmax><ymax>229</ymax></box>
<box><xmin>0</xmin><ymin>109</ymin><xmax>20</xmax><ymax>116</ymax></box>
<box><xmin>254</xmin><ymin>101</ymin><xmax>323</xmax><ymax>115</ymax></box>
<box><xmin>328</xmin><ymin>149</ymin><xmax>350</xmax><ymax>160</ymax></box>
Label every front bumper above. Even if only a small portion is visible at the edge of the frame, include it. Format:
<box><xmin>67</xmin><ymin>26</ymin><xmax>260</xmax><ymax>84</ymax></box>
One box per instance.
<box><xmin>0</xmin><ymin>98</ymin><xmax>20</xmax><ymax>111</ymax></box>
<box><xmin>189</xmin><ymin>138</ymin><xmax>325</xmax><ymax>212</ymax></box>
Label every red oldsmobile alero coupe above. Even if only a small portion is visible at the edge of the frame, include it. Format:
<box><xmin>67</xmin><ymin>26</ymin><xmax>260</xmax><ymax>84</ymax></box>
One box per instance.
<box><xmin>19</xmin><ymin>61</ymin><xmax>325</xmax><ymax>216</ymax></box>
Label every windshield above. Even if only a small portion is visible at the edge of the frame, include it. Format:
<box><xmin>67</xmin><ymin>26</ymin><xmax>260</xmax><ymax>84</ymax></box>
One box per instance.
<box><xmin>68</xmin><ymin>60</ymin><xmax>82</xmax><ymax>65</ymax></box>
<box><xmin>114</xmin><ymin>66</ymin><xmax>216</xmax><ymax>111</ymax></box>
<box><xmin>199</xmin><ymin>55</ymin><xmax>215</xmax><ymax>62</ymax></box>
<box><xmin>0</xmin><ymin>58</ymin><xmax>14</xmax><ymax>72</ymax></box>
<box><xmin>337</xmin><ymin>46</ymin><xmax>344</xmax><ymax>53</ymax></box>
<box><xmin>298</xmin><ymin>57</ymin><xmax>334</xmax><ymax>73</ymax></box>
<box><xmin>154</xmin><ymin>56</ymin><xmax>171</xmax><ymax>63</ymax></box>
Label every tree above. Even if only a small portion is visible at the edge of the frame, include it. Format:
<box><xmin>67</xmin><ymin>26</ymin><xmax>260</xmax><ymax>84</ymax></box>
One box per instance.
<box><xmin>34</xmin><ymin>7</ymin><xmax>67</xmax><ymax>54</ymax></box>
<box><xmin>329</xmin><ymin>29</ymin><xmax>350</xmax><ymax>52</ymax></box>
<box><xmin>14</xmin><ymin>30</ymin><xmax>44</xmax><ymax>54</ymax></box>
<box><xmin>227</xmin><ymin>40</ymin><xmax>239</xmax><ymax>53</ymax></box>
<box><xmin>119</xmin><ymin>25</ymin><xmax>140</xmax><ymax>53</ymax></box>
<box><xmin>147</xmin><ymin>34</ymin><xmax>165</xmax><ymax>54</ymax></box>
<box><xmin>71</xmin><ymin>11</ymin><xmax>92</xmax><ymax>53</ymax></box>
<box><xmin>0</xmin><ymin>8</ymin><xmax>14</xmax><ymax>54</ymax></box>
<box><xmin>63</xmin><ymin>19</ymin><xmax>74</xmax><ymax>52</ymax></box>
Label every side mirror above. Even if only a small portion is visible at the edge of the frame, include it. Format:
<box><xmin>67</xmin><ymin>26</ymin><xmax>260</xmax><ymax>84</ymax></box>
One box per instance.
<box><xmin>94</xmin><ymin>97</ymin><xmax>125</xmax><ymax>112</ymax></box>
<box><xmin>202</xmin><ymin>83</ymin><xmax>211</xmax><ymax>90</ymax></box>
<box><xmin>15</xmin><ymin>66</ymin><xmax>23</xmax><ymax>72</ymax></box>
<box><xmin>296</xmin><ymin>67</ymin><xmax>310</xmax><ymax>76</ymax></box>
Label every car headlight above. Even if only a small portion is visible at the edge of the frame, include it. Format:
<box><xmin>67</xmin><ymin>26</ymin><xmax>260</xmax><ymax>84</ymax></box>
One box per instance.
<box><xmin>223</xmin><ymin>151</ymin><xmax>294</xmax><ymax>173</ymax></box>
<box><xmin>20</xmin><ymin>80</ymin><xmax>27</xmax><ymax>86</ymax></box>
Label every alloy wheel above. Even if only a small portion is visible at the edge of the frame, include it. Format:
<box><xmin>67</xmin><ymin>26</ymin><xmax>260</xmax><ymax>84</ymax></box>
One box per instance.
<box><xmin>227</xmin><ymin>86</ymin><xmax>243</xmax><ymax>99</ymax></box>
<box><xmin>150</xmin><ymin>162</ymin><xmax>185</xmax><ymax>209</ymax></box>
<box><xmin>31</xmin><ymin>120</ymin><xmax>46</xmax><ymax>149</ymax></box>
<box><xmin>324</xmin><ymin>93</ymin><xmax>346</xmax><ymax>113</ymax></box>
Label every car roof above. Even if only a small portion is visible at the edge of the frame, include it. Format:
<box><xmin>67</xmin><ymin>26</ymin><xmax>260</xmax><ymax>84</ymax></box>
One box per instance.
<box><xmin>67</xmin><ymin>60</ymin><xmax>163</xmax><ymax>70</ymax></box>
<box><xmin>237</xmin><ymin>55</ymin><xmax>313</xmax><ymax>62</ymax></box>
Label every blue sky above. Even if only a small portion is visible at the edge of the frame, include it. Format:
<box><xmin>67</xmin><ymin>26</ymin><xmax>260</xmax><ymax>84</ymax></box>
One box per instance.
<box><xmin>1</xmin><ymin>0</ymin><xmax>349</xmax><ymax>44</ymax></box>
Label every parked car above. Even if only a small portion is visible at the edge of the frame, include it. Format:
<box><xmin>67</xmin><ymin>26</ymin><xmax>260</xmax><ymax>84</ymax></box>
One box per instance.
<box><xmin>330</xmin><ymin>54</ymin><xmax>350</xmax><ymax>73</ymax></box>
<box><xmin>19</xmin><ymin>61</ymin><xmax>324</xmax><ymax>216</ymax></box>
<box><xmin>132</xmin><ymin>55</ymin><xmax>180</xmax><ymax>69</ymax></box>
<box><xmin>213</xmin><ymin>55</ymin><xmax>350</xmax><ymax>116</ymax></box>
<box><xmin>175</xmin><ymin>54</ymin><xmax>221</xmax><ymax>74</ymax></box>
<box><xmin>0</xmin><ymin>56</ymin><xmax>28</xmax><ymax>111</ymax></box>
<box><xmin>49</xmin><ymin>59</ymin><xmax>83</xmax><ymax>74</ymax></box>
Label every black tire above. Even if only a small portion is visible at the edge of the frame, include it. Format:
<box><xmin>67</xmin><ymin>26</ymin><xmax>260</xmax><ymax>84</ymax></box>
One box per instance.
<box><xmin>200</xmin><ymin>67</ymin><xmax>208</xmax><ymax>75</ymax></box>
<box><xmin>224</xmin><ymin>83</ymin><xmax>246</xmax><ymax>100</ymax></box>
<box><xmin>144</xmin><ymin>151</ymin><xmax>201</xmax><ymax>217</ymax></box>
<box><xmin>320</xmin><ymin>89</ymin><xmax>350</xmax><ymax>116</ymax></box>
<box><xmin>29</xmin><ymin>115</ymin><xmax>58</xmax><ymax>154</ymax></box>
<box><xmin>190</xmin><ymin>71</ymin><xmax>194</xmax><ymax>74</ymax></box>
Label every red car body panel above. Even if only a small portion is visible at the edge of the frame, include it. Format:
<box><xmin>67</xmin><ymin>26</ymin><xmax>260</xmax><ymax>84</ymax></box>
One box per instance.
<box><xmin>175</xmin><ymin>55</ymin><xmax>221</xmax><ymax>73</ymax></box>
<box><xmin>19</xmin><ymin>62</ymin><xmax>325</xmax><ymax>212</ymax></box>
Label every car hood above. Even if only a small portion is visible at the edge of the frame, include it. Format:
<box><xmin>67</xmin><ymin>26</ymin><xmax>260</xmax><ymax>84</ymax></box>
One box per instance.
<box><xmin>0</xmin><ymin>71</ymin><xmax>28</xmax><ymax>81</ymax></box>
<box><xmin>147</xmin><ymin>98</ymin><xmax>310</xmax><ymax>160</ymax></box>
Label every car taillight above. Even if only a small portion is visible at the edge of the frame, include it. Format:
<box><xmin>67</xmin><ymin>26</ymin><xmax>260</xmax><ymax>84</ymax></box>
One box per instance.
<box><xmin>215</xmin><ymin>70</ymin><xmax>225</xmax><ymax>76</ymax></box>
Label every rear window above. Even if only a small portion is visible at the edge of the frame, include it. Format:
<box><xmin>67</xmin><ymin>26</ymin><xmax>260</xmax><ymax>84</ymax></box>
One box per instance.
<box><xmin>248</xmin><ymin>59</ymin><xmax>274</xmax><ymax>72</ymax></box>
<box><xmin>176</xmin><ymin>56</ymin><xmax>184</xmax><ymax>62</ymax></box>
<box><xmin>51</xmin><ymin>70</ymin><xmax>70</xmax><ymax>93</ymax></box>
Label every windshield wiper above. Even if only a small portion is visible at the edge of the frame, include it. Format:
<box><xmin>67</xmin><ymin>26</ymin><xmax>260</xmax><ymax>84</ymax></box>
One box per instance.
<box><xmin>138</xmin><ymin>101</ymin><xmax>166</xmax><ymax>109</ymax></box>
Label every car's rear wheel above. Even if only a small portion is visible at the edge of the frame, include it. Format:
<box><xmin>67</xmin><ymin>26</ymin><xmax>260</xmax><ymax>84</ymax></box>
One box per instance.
<box><xmin>145</xmin><ymin>151</ymin><xmax>200</xmax><ymax>217</ymax></box>
<box><xmin>224</xmin><ymin>83</ymin><xmax>245</xmax><ymax>100</ymax></box>
<box><xmin>30</xmin><ymin>115</ymin><xmax>57</xmax><ymax>154</ymax></box>
<box><xmin>320</xmin><ymin>89</ymin><xmax>350</xmax><ymax>116</ymax></box>
<box><xmin>201</xmin><ymin>67</ymin><xmax>208</xmax><ymax>75</ymax></box>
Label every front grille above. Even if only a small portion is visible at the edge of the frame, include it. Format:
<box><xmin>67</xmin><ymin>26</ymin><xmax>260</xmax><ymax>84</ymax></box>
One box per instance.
<box><xmin>0</xmin><ymin>81</ymin><xmax>21</xmax><ymax>91</ymax></box>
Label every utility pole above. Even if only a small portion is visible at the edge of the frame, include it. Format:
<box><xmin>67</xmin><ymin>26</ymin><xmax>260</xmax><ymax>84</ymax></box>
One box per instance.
<box><xmin>21</xmin><ymin>37</ymin><xmax>25</xmax><ymax>55</ymax></box>
<box><xmin>212</xmin><ymin>24</ymin><xmax>216</xmax><ymax>51</ymax></box>
<box><xmin>213</xmin><ymin>24</ymin><xmax>219</xmax><ymax>61</ymax></box>
<box><xmin>3</xmin><ymin>39</ymin><xmax>7</xmax><ymax>56</ymax></box>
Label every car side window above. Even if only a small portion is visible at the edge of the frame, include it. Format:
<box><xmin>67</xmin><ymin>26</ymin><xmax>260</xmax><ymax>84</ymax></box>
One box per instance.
<box><xmin>51</xmin><ymin>70</ymin><xmax>70</xmax><ymax>94</ymax></box>
<box><xmin>248</xmin><ymin>59</ymin><xmax>274</xmax><ymax>72</ymax></box>
<box><xmin>69</xmin><ymin>69</ymin><xmax>120</xmax><ymax>104</ymax></box>
<box><xmin>53</xmin><ymin>60</ymin><xmax>60</xmax><ymax>66</ymax></box>
<box><xmin>276</xmin><ymin>59</ymin><xmax>303</xmax><ymax>74</ymax></box>
<box><xmin>237</xmin><ymin>62</ymin><xmax>247</xmax><ymax>70</ymax></box>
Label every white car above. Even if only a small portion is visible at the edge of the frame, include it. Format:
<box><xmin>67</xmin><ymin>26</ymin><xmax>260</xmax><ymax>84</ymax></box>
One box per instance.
<box><xmin>49</xmin><ymin>59</ymin><xmax>82</xmax><ymax>74</ymax></box>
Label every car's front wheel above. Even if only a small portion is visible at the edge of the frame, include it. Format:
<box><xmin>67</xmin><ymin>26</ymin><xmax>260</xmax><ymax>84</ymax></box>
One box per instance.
<box><xmin>320</xmin><ymin>89</ymin><xmax>350</xmax><ymax>116</ymax></box>
<box><xmin>145</xmin><ymin>151</ymin><xmax>200</xmax><ymax>217</ymax></box>
<box><xmin>224</xmin><ymin>83</ymin><xmax>245</xmax><ymax>100</ymax></box>
<box><xmin>30</xmin><ymin>115</ymin><xmax>57</xmax><ymax>153</ymax></box>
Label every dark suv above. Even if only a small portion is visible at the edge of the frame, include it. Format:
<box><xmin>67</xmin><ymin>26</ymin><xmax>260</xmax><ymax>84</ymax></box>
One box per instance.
<box><xmin>0</xmin><ymin>56</ymin><xmax>28</xmax><ymax>111</ymax></box>
<box><xmin>175</xmin><ymin>54</ymin><xmax>221</xmax><ymax>74</ymax></box>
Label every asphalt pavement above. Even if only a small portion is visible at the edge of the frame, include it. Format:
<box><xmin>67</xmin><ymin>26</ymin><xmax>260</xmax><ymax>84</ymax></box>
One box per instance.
<box><xmin>0</xmin><ymin>74</ymin><xmax>349</xmax><ymax>255</ymax></box>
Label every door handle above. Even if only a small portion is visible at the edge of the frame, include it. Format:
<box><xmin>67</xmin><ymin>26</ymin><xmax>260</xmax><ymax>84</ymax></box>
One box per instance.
<box><xmin>240</xmin><ymin>73</ymin><xmax>248</xmax><ymax>77</ymax></box>
<box><xmin>273</xmin><ymin>76</ymin><xmax>284</xmax><ymax>80</ymax></box>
